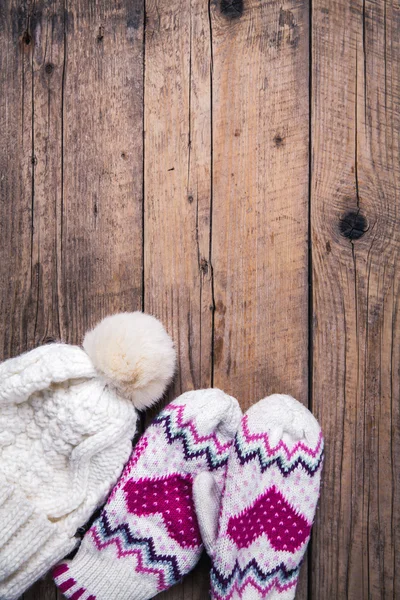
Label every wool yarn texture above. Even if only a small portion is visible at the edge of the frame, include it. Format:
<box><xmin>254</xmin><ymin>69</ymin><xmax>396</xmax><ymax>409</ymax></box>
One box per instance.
<box><xmin>53</xmin><ymin>388</ymin><xmax>242</xmax><ymax>600</ymax></box>
<box><xmin>194</xmin><ymin>394</ymin><xmax>324</xmax><ymax>600</ymax></box>
<box><xmin>0</xmin><ymin>312</ymin><xmax>175</xmax><ymax>600</ymax></box>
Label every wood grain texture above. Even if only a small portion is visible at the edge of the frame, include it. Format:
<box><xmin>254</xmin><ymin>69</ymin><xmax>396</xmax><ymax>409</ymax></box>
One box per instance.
<box><xmin>210</xmin><ymin>0</ymin><xmax>310</xmax><ymax>407</ymax></box>
<box><xmin>0</xmin><ymin>1</ymin><xmax>144</xmax><ymax>599</ymax></box>
<box><xmin>1</xmin><ymin>0</ymin><xmax>400</xmax><ymax>599</ymax></box>
<box><xmin>144</xmin><ymin>1</ymin><xmax>213</xmax><ymax>596</ymax></box>
<box><xmin>144</xmin><ymin>0</ymin><xmax>213</xmax><ymax>399</ymax></box>
<box><xmin>209</xmin><ymin>2</ymin><xmax>310</xmax><ymax>598</ymax></box>
<box><xmin>311</xmin><ymin>0</ymin><xmax>400</xmax><ymax>598</ymax></box>
<box><xmin>0</xmin><ymin>0</ymin><xmax>37</xmax><ymax>358</ymax></box>
<box><xmin>60</xmin><ymin>0</ymin><xmax>144</xmax><ymax>340</ymax></box>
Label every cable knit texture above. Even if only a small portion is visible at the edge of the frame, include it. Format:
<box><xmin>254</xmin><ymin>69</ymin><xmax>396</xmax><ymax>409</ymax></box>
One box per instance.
<box><xmin>194</xmin><ymin>394</ymin><xmax>324</xmax><ymax>600</ymax></box>
<box><xmin>0</xmin><ymin>312</ymin><xmax>176</xmax><ymax>600</ymax></box>
<box><xmin>53</xmin><ymin>389</ymin><xmax>242</xmax><ymax>600</ymax></box>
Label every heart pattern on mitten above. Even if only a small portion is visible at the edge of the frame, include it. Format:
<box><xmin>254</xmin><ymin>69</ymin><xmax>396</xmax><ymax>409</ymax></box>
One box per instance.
<box><xmin>227</xmin><ymin>485</ymin><xmax>310</xmax><ymax>552</ymax></box>
<box><xmin>124</xmin><ymin>474</ymin><xmax>201</xmax><ymax>548</ymax></box>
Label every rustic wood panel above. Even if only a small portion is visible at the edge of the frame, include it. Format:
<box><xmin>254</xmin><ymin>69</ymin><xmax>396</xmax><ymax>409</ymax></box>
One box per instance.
<box><xmin>60</xmin><ymin>0</ymin><xmax>144</xmax><ymax>339</ymax></box>
<box><xmin>144</xmin><ymin>0</ymin><xmax>213</xmax><ymax>398</ymax></box>
<box><xmin>311</xmin><ymin>0</ymin><xmax>400</xmax><ymax>598</ymax></box>
<box><xmin>1</xmin><ymin>0</ymin><xmax>400</xmax><ymax>599</ymax></box>
<box><xmin>210</xmin><ymin>2</ymin><xmax>310</xmax><ymax>597</ymax></box>
<box><xmin>0</xmin><ymin>1</ymin><xmax>36</xmax><ymax>358</ymax></box>
<box><xmin>0</xmin><ymin>1</ymin><xmax>144</xmax><ymax>599</ymax></box>
<box><xmin>144</xmin><ymin>1</ymin><xmax>213</xmax><ymax>597</ymax></box>
<box><xmin>210</xmin><ymin>0</ymin><xmax>310</xmax><ymax>407</ymax></box>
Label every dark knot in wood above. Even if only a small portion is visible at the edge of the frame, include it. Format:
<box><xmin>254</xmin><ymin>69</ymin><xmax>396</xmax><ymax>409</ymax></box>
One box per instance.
<box><xmin>200</xmin><ymin>258</ymin><xmax>209</xmax><ymax>274</ymax></box>
<box><xmin>22</xmin><ymin>31</ymin><xmax>31</xmax><ymax>45</ymax></box>
<box><xmin>339</xmin><ymin>211</ymin><xmax>368</xmax><ymax>240</ymax></box>
<box><xmin>220</xmin><ymin>0</ymin><xmax>243</xmax><ymax>18</ymax></box>
<box><xmin>45</xmin><ymin>63</ymin><xmax>54</xmax><ymax>74</ymax></box>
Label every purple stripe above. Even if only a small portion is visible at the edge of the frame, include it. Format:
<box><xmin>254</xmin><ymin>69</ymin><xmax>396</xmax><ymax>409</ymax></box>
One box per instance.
<box><xmin>70</xmin><ymin>589</ymin><xmax>85</xmax><ymax>600</ymax></box>
<box><xmin>59</xmin><ymin>577</ymin><xmax>76</xmax><ymax>593</ymax></box>
<box><xmin>53</xmin><ymin>563</ymin><xmax>69</xmax><ymax>578</ymax></box>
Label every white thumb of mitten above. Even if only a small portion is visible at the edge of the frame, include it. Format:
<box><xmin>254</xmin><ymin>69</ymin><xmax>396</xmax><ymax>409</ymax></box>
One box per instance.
<box><xmin>193</xmin><ymin>471</ymin><xmax>222</xmax><ymax>556</ymax></box>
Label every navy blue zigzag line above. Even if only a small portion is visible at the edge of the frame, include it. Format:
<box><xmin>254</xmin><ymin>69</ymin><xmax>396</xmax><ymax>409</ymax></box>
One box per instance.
<box><xmin>211</xmin><ymin>558</ymin><xmax>301</xmax><ymax>591</ymax></box>
<box><xmin>153</xmin><ymin>411</ymin><xmax>229</xmax><ymax>471</ymax></box>
<box><xmin>234</xmin><ymin>438</ymin><xmax>324</xmax><ymax>477</ymax></box>
<box><xmin>99</xmin><ymin>512</ymin><xmax>182</xmax><ymax>584</ymax></box>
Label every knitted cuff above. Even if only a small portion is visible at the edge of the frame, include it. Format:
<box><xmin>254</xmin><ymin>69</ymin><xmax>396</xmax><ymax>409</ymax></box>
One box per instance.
<box><xmin>54</xmin><ymin>546</ymin><xmax>157</xmax><ymax>600</ymax></box>
<box><xmin>0</xmin><ymin>484</ymin><xmax>55</xmax><ymax>578</ymax></box>
<box><xmin>0</xmin><ymin>484</ymin><xmax>77</xmax><ymax>600</ymax></box>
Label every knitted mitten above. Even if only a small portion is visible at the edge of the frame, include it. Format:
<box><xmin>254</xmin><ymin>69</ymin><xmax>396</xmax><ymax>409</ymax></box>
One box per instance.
<box><xmin>194</xmin><ymin>394</ymin><xmax>324</xmax><ymax>600</ymax></box>
<box><xmin>54</xmin><ymin>389</ymin><xmax>242</xmax><ymax>600</ymax></box>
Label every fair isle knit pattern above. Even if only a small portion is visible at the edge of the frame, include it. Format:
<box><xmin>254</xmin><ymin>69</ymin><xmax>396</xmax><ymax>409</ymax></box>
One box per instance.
<box><xmin>209</xmin><ymin>394</ymin><xmax>323</xmax><ymax>600</ymax></box>
<box><xmin>54</xmin><ymin>389</ymin><xmax>242</xmax><ymax>600</ymax></box>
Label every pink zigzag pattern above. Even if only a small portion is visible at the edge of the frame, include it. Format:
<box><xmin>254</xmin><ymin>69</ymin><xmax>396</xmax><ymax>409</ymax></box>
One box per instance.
<box><xmin>89</xmin><ymin>527</ymin><xmax>168</xmax><ymax>590</ymax></box>
<box><xmin>212</xmin><ymin>575</ymin><xmax>297</xmax><ymax>600</ymax></box>
<box><xmin>241</xmin><ymin>416</ymin><xmax>324</xmax><ymax>460</ymax></box>
<box><xmin>108</xmin><ymin>436</ymin><xmax>149</xmax><ymax>502</ymax></box>
<box><xmin>168</xmin><ymin>403</ymin><xmax>232</xmax><ymax>455</ymax></box>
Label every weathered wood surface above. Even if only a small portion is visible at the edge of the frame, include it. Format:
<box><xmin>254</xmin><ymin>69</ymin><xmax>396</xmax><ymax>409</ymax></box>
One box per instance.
<box><xmin>0</xmin><ymin>1</ymin><xmax>144</xmax><ymax>598</ymax></box>
<box><xmin>209</xmin><ymin>2</ymin><xmax>310</xmax><ymax>598</ymax></box>
<box><xmin>311</xmin><ymin>1</ymin><xmax>400</xmax><ymax>598</ymax></box>
<box><xmin>144</xmin><ymin>1</ymin><xmax>213</xmax><ymax>597</ymax></box>
<box><xmin>0</xmin><ymin>0</ymin><xmax>398</xmax><ymax>599</ymax></box>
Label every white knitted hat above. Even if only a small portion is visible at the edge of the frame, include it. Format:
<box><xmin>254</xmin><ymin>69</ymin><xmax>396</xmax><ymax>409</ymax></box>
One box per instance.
<box><xmin>0</xmin><ymin>312</ymin><xmax>176</xmax><ymax>600</ymax></box>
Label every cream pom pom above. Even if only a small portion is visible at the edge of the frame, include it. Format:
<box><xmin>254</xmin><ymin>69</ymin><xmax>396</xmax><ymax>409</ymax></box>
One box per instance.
<box><xmin>83</xmin><ymin>312</ymin><xmax>176</xmax><ymax>410</ymax></box>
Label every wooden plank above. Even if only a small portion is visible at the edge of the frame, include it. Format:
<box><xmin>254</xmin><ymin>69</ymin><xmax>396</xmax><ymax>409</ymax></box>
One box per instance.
<box><xmin>0</xmin><ymin>1</ymin><xmax>144</xmax><ymax>599</ymax></box>
<box><xmin>311</xmin><ymin>0</ymin><xmax>400</xmax><ymax>598</ymax></box>
<box><xmin>0</xmin><ymin>1</ymin><xmax>36</xmax><ymax>358</ymax></box>
<box><xmin>144</xmin><ymin>0</ymin><xmax>213</xmax><ymax>397</ymax></box>
<box><xmin>26</xmin><ymin>1</ymin><xmax>65</xmax><ymax>348</ymax></box>
<box><xmin>209</xmin><ymin>1</ymin><xmax>310</xmax><ymax>598</ymax></box>
<box><xmin>210</xmin><ymin>0</ymin><xmax>310</xmax><ymax>405</ymax></box>
<box><xmin>25</xmin><ymin>6</ymin><xmax>66</xmax><ymax>596</ymax></box>
<box><xmin>60</xmin><ymin>0</ymin><xmax>144</xmax><ymax>340</ymax></box>
<box><xmin>0</xmin><ymin>5</ymin><xmax>63</xmax><ymax>597</ymax></box>
<box><xmin>144</xmin><ymin>0</ymin><xmax>213</xmax><ymax>597</ymax></box>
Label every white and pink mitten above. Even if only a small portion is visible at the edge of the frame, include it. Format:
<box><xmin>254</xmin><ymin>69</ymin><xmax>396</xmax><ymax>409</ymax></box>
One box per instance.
<box><xmin>54</xmin><ymin>389</ymin><xmax>242</xmax><ymax>600</ymax></box>
<box><xmin>194</xmin><ymin>394</ymin><xmax>324</xmax><ymax>600</ymax></box>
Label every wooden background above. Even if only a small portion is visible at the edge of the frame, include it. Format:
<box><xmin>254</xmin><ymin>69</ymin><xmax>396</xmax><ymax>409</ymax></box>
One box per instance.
<box><xmin>0</xmin><ymin>0</ymin><xmax>398</xmax><ymax>598</ymax></box>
